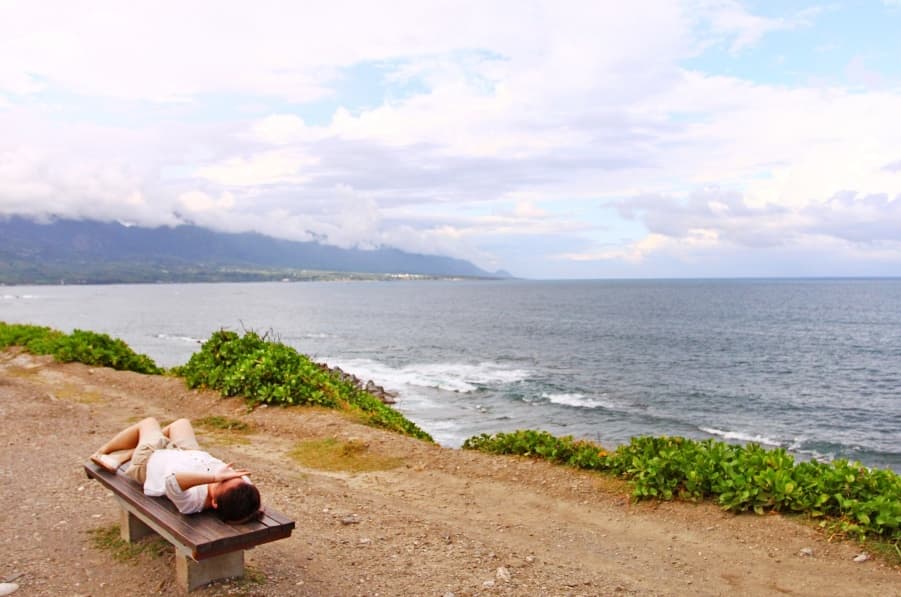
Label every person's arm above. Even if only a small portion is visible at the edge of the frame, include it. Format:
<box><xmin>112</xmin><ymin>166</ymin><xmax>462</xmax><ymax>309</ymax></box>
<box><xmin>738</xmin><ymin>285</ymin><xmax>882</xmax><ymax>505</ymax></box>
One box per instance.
<box><xmin>172</xmin><ymin>466</ymin><xmax>250</xmax><ymax>490</ymax></box>
<box><xmin>164</xmin><ymin>476</ymin><xmax>206</xmax><ymax>514</ymax></box>
<box><xmin>163</xmin><ymin>465</ymin><xmax>252</xmax><ymax>514</ymax></box>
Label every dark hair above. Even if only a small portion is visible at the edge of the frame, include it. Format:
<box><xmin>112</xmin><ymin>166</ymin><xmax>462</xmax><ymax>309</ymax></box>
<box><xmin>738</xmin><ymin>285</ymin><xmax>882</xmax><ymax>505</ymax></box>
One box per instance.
<box><xmin>216</xmin><ymin>481</ymin><xmax>261</xmax><ymax>524</ymax></box>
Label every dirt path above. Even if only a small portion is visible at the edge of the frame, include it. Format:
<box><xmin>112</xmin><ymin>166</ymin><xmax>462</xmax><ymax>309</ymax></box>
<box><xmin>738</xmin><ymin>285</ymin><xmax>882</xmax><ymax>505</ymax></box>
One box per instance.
<box><xmin>1</xmin><ymin>350</ymin><xmax>898</xmax><ymax>596</ymax></box>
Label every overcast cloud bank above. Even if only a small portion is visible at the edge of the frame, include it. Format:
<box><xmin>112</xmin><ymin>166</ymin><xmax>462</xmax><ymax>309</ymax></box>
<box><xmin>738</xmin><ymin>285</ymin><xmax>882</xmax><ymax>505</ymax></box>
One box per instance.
<box><xmin>1</xmin><ymin>1</ymin><xmax>900</xmax><ymax>278</ymax></box>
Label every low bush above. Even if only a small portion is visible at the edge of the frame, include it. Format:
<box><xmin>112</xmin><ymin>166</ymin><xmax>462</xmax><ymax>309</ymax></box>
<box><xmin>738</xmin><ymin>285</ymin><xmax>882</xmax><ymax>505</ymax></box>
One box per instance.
<box><xmin>173</xmin><ymin>330</ymin><xmax>433</xmax><ymax>442</ymax></box>
<box><xmin>463</xmin><ymin>430</ymin><xmax>901</xmax><ymax>540</ymax></box>
<box><xmin>0</xmin><ymin>322</ymin><xmax>161</xmax><ymax>374</ymax></box>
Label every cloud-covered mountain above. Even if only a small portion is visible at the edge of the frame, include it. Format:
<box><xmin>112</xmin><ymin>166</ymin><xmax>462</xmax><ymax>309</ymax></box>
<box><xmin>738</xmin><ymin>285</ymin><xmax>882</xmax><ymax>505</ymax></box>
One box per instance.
<box><xmin>0</xmin><ymin>217</ymin><xmax>511</xmax><ymax>284</ymax></box>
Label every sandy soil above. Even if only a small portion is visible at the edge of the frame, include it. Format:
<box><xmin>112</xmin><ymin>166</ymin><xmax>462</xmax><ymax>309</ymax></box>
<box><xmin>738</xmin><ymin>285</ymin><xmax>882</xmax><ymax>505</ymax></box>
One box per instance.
<box><xmin>0</xmin><ymin>349</ymin><xmax>898</xmax><ymax>596</ymax></box>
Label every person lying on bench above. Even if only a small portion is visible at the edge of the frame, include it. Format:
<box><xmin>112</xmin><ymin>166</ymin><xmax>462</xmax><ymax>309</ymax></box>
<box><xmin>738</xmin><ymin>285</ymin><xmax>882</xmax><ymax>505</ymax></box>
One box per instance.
<box><xmin>91</xmin><ymin>417</ymin><xmax>261</xmax><ymax>523</ymax></box>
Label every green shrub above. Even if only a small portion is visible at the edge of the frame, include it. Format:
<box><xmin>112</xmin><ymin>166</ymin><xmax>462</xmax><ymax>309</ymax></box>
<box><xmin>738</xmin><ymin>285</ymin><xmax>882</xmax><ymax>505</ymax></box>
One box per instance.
<box><xmin>174</xmin><ymin>329</ymin><xmax>432</xmax><ymax>442</ymax></box>
<box><xmin>0</xmin><ymin>322</ymin><xmax>65</xmax><ymax>354</ymax></box>
<box><xmin>463</xmin><ymin>429</ymin><xmax>901</xmax><ymax>540</ymax></box>
<box><xmin>463</xmin><ymin>430</ymin><xmax>613</xmax><ymax>473</ymax></box>
<box><xmin>0</xmin><ymin>322</ymin><xmax>161</xmax><ymax>374</ymax></box>
<box><xmin>53</xmin><ymin>329</ymin><xmax>161</xmax><ymax>374</ymax></box>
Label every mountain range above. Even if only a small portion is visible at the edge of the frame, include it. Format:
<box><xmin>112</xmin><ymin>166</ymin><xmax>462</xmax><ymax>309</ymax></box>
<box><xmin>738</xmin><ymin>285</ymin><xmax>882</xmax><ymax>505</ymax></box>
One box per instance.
<box><xmin>0</xmin><ymin>216</ymin><xmax>511</xmax><ymax>284</ymax></box>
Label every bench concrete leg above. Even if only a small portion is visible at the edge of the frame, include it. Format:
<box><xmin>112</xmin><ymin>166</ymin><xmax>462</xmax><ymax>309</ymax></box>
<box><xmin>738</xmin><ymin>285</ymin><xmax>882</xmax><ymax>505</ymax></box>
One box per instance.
<box><xmin>120</xmin><ymin>508</ymin><xmax>158</xmax><ymax>542</ymax></box>
<box><xmin>176</xmin><ymin>551</ymin><xmax>244</xmax><ymax>592</ymax></box>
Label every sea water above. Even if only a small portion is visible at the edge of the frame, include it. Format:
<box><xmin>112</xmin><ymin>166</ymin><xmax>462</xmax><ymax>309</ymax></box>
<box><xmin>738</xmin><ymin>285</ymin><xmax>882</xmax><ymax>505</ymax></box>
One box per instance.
<box><xmin>2</xmin><ymin>278</ymin><xmax>899</xmax><ymax>471</ymax></box>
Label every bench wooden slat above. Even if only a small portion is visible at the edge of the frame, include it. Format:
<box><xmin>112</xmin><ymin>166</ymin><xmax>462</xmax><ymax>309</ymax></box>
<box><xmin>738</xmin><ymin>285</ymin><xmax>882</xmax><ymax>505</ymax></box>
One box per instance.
<box><xmin>84</xmin><ymin>461</ymin><xmax>294</xmax><ymax>560</ymax></box>
<box><xmin>261</xmin><ymin>508</ymin><xmax>294</xmax><ymax>526</ymax></box>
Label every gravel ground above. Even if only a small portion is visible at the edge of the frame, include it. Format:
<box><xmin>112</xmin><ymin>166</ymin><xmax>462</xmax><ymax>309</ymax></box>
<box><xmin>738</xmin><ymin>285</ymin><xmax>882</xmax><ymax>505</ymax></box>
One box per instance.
<box><xmin>1</xmin><ymin>349</ymin><xmax>898</xmax><ymax>596</ymax></box>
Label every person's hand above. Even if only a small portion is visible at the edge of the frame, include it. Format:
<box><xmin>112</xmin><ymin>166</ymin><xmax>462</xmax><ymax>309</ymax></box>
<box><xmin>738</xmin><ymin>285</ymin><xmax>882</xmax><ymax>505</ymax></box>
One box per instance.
<box><xmin>215</xmin><ymin>463</ymin><xmax>251</xmax><ymax>482</ymax></box>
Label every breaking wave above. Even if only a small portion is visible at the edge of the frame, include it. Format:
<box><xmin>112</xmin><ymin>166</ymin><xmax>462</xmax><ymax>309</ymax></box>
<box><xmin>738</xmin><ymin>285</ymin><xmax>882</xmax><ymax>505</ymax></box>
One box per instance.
<box><xmin>324</xmin><ymin>358</ymin><xmax>530</xmax><ymax>394</ymax></box>
<box><xmin>543</xmin><ymin>392</ymin><xmax>616</xmax><ymax>410</ymax></box>
<box><xmin>699</xmin><ymin>426</ymin><xmax>782</xmax><ymax>448</ymax></box>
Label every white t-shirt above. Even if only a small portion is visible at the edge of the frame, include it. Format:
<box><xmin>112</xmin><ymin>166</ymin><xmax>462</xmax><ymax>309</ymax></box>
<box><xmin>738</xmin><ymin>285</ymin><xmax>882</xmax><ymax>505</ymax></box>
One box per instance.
<box><xmin>144</xmin><ymin>449</ymin><xmax>226</xmax><ymax>514</ymax></box>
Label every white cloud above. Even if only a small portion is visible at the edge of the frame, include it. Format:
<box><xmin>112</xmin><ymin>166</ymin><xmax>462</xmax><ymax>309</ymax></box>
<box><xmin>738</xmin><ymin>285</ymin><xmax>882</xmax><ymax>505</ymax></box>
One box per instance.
<box><xmin>582</xmin><ymin>187</ymin><xmax>901</xmax><ymax>268</ymax></box>
<box><xmin>687</xmin><ymin>0</ymin><xmax>821</xmax><ymax>55</ymax></box>
<box><xmin>512</xmin><ymin>200</ymin><xmax>547</xmax><ymax>219</ymax></box>
<box><xmin>560</xmin><ymin>233</ymin><xmax>673</xmax><ymax>264</ymax></box>
<box><xmin>0</xmin><ymin>144</ymin><xmax>168</xmax><ymax>224</ymax></box>
<box><xmin>250</xmin><ymin>115</ymin><xmax>321</xmax><ymax>146</ymax></box>
<box><xmin>802</xmin><ymin>192</ymin><xmax>901</xmax><ymax>243</ymax></box>
<box><xmin>328</xmin><ymin>185</ymin><xmax>382</xmax><ymax>249</ymax></box>
<box><xmin>697</xmin><ymin>0</ymin><xmax>790</xmax><ymax>53</ymax></box>
<box><xmin>178</xmin><ymin>190</ymin><xmax>235</xmax><ymax>213</ymax></box>
<box><xmin>845</xmin><ymin>55</ymin><xmax>887</xmax><ymax>89</ymax></box>
<box><xmin>195</xmin><ymin>149</ymin><xmax>319</xmax><ymax>186</ymax></box>
<box><xmin>643</xmin><ymin>74</ymin><xmax>901</xmax><ymax>208</ymax></box>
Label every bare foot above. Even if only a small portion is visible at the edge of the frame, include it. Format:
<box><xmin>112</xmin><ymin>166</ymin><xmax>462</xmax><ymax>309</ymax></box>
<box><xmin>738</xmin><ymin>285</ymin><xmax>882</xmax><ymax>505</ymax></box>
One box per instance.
<box><xmin>90</xmin><ymin>453</ymin><xmax>119</xmax><ymax>472</ymax></box>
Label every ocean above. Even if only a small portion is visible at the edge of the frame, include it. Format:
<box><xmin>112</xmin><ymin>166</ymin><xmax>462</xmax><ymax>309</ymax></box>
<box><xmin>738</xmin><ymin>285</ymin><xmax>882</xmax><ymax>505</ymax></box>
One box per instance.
<box><xmin>2</xmin><ymin>278</ymin><xmax>899</xmax><ymax>472</ymax></box>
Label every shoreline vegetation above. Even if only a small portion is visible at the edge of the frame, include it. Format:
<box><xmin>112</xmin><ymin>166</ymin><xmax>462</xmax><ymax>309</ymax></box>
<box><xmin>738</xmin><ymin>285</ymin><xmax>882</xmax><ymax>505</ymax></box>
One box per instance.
<box><xmin>1</xmin><ymin>320</ymin><xmax>898</xmax><ymax>563</ymax></box>
<box><xmin>0</xmin><ymin>322</ymin><xmax>431</xmax><ymax>442</ymax></box>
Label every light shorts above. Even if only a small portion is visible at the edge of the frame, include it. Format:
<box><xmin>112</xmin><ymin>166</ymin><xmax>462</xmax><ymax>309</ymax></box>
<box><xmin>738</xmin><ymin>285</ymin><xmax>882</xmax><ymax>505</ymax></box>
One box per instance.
<box><xmin>124</xmin><ymin>431</ymin><xmax>201</xmax><ymax>485</ymax></box>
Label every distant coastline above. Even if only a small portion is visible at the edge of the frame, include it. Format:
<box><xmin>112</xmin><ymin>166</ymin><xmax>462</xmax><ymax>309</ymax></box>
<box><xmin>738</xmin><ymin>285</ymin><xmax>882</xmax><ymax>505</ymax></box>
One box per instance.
<box><xmin>0</xmin><ymin>267</ymin><xmax>509</xmax><ymax>286</ymax></box>
<box><xmin>0</xmin><ymin>216</ymin><xmax>512</xmax><ymax>284</ymax></box>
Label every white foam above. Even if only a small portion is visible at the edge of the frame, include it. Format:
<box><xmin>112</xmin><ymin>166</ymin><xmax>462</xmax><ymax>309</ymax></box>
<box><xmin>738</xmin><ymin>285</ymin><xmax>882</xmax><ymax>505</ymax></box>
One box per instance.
<box><xmin>325</xmin><ymin>358</ymin><xmax>530</xmax><ymax>394</ymax></box>
<box><xmin>543</xmin><ymin>392</ymin><xmax>613</xmax><ymax>409</ymax></box>
<box><xmin>700</xmin><ymin>426</ymin><xmax>782</xmax><ymax>447</ymax></box>
<box><xmin>794</xmin><ymin>447</ymin><xmax>834</xmax><ymax>463</ymax></box>
<box><xmin>425</xmin><ymin>419</ymin><xmax>462</xmax><ymax>430</ymax></box>
<box><xmin>154</xmin><ymin>333</ymin><xmax>204</xmax><ymax>344</ymax></box>
<box><xmin>787</xmin><ymin>437</ymin><xmax>835</xmax><ymax>463</ymax></box>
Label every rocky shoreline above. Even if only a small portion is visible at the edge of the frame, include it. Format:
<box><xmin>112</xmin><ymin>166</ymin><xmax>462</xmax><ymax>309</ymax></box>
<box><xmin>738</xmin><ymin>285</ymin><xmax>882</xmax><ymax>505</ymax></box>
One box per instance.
<box><xmin>317</xmin><ymin>362</ymin><xmax>398</xmax><ymax>404</ymax></box>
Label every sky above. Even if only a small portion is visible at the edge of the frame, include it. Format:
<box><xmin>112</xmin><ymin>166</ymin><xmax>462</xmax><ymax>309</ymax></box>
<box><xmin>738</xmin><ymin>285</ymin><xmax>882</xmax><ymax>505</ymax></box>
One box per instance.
<box><xmin>1</xmin><ymin>1</ymin><xmax>901</xmax><ymax>279</ymax></box>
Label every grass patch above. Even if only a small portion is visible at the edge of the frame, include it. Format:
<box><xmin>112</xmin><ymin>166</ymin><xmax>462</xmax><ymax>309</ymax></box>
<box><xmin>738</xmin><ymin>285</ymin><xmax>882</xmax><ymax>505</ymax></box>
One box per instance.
<box><xmin>87</xmin><ymin>524</ymin><xmax>170</xmax><ymax>563</ymax></box>
<box><xmin>289</xmin><ymin>437</ymin><xmax>404</xmax><ymax>473</ymax></box>
<box><xmin>236</xmin><ymin>565</ymin><xmax>267</xmax><ymax>587</ymax></box>
<box><xmin>1</xmin><ymin>361</ymin><xmax>45</xmax><ymax>378</ymax></box>
<box><xmin>194</xmin><ymin>415</ymin><xmax>253</xmax><ymax>446</ymax></box>
<box><xmin>213</xmin><ymin>564</ymin><xmax>267</xmax><ymax>594</ymax></box>
<box><xmin>194</xmin><ymin>415</ymin><xmax>252</xmax><ymax>433</ymax></box>
<box><xmin>53</xmin><ymin>383</ymin><xmax>104</xmax><ymax>404</ymax></box>
<box><xmin>865</xmin><ymin>537</ymin><xmax>901</xmax><ymax>567</ymax></box>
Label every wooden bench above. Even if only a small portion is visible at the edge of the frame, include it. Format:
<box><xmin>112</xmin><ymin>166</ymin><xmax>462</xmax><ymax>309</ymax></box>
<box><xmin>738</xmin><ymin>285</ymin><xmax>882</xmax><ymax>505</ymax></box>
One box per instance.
<box><xmin>84</xmin><ymin>461</ymin><xmax>295</xmax><ymax>591</ymax></box>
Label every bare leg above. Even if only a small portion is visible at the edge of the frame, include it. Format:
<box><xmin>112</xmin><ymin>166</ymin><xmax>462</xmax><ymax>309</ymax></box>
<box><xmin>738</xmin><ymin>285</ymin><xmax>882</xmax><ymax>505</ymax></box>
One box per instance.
<box><xmin>163</xmin><ymin>418</ymin><xmax>201</xmax><ymax>450</ymax></box>
<box><xmin>91</xmin><ymin>417</ymin><xmax>160</xmax><ymax>471</ymax></box>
